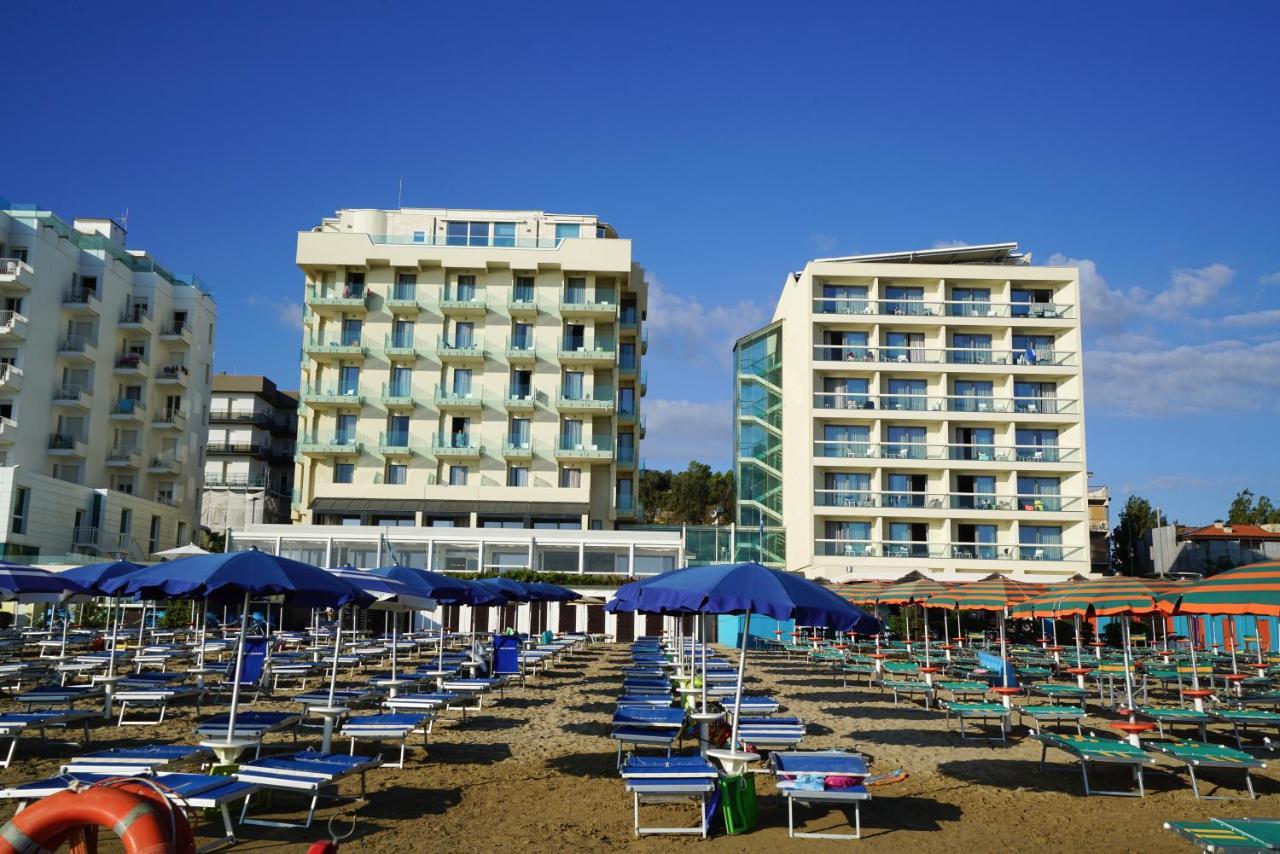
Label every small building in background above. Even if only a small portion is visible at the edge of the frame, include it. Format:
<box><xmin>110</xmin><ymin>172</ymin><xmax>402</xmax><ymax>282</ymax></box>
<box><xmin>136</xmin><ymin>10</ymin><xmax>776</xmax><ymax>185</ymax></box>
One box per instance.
<box><xmin>1088</xmin><ymin>484</ymin><xmax>1111</xmax><ymax>573</ymax></box>
<box><xmin>1145</xmin><ymin>521</ymin><xmax>1280</xmax><ymax>577</ymax></box>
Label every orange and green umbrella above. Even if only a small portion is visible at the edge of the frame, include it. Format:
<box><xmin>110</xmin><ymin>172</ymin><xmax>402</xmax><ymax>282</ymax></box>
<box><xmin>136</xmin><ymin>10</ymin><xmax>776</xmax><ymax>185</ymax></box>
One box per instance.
<box><xmin>1158</xmin><ymin>561</ymin><xmax>1280</xmax><ymax>617</ymax></box>
<box><xmin>1011</xmin><ymin>575</ymin><xmax>1173</xmax><ymax>618</ymax></box>
<box><xmin>869</xmin><ymin>577</ymin><xmax>951</xmax><ymax>665</ymax></box>
<box><xmin>928</xmin><ymin>575</ymin><xmax>1043</xmax><ymax>611</ymax></box>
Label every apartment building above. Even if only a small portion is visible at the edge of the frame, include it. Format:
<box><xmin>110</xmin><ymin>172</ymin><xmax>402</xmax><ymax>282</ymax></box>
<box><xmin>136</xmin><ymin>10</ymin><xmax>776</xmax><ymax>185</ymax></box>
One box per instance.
<box><xmin>0</xmin><ymin>202</ymin><xmax>215</xmax><ymax>560</ymax></box>
<box><xmin>293</xmin><ymin>207</ymin><xmax>647</xmax><ymax>529</ymax></box>
<box><xmin>734</xmin><ymin>243</ymin><xmax>1089</xmax><ymax>581</ymax></box>
<box><xmin>1088</xmin><ymin>484</ymin><xmax>1112</xmax><ymax>573</ymax></box>
<box><xmin>202</xmin><ymin>374</ymin><xmax>297</xmax><ymax>532</ymax></box>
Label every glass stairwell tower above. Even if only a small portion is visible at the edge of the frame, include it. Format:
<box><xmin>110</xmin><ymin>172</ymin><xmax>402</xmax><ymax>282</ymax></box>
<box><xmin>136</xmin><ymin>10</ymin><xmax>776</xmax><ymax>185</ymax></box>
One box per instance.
<box><xmin>733</xmin><ymin>322</ymin><xmax>785</xmax><ymax>565</ymax></box>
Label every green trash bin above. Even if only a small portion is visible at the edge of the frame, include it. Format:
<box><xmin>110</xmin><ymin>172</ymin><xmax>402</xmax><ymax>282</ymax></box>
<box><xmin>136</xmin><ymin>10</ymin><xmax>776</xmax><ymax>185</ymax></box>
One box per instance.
<box><xmin>541</xmin><ymin>630</ymin><xmax>553</xmax><ymax>645</ymax></box>
<box><xmin>718</xmin><ymin>773</ymin><xmax>758</xmax><ymax>835</ymax></box>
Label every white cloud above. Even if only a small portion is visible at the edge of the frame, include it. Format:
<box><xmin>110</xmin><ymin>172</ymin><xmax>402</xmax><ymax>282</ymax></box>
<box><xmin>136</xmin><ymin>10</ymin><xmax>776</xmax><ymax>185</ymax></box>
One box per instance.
<box><xmin>246</xmin><ymin>295</ymin><xmax>303</xmax><ymax>329</ymax></box>
<box><xmin>641</xmin><ymin>399</ymin><xmax>732</xmax><ymax>469</ymax></box>
<box><xmin>1085</xmin><ymin>338</ymin><xmax>1280</xmax><ymax>416</ymax></box>
<box><xmin>931</xmin><ymin>239</ymin><xmax>969</xmax><ymax>249</ymax></box>
<box><xmin>1047</xmin><ymin>254</ymin><xmax>1140</xmax><ymax>333</ymax></box>
<box><xmin>1222</xmin><ymin>308</ymin><xmax>1280</xmax><ymax>327</ymax></box>
<box><xmin>1151</xmin><ymin>263</ymin><xmax>1235</xmax><ymax>312</ymax></box>
<box><xmin>1260</xmin><ymin>271</ymin><xmax>1280</xmax><ymax>286</ymax></box>
<box><xmin>645</xmin><ymin>276</ymin><xmax>771</xmax><ymax>367</ymax></box>
<box><xmin>810</xmin><ymin>234</ymin><xmax>839</xmax><ymax>254</ymax></box>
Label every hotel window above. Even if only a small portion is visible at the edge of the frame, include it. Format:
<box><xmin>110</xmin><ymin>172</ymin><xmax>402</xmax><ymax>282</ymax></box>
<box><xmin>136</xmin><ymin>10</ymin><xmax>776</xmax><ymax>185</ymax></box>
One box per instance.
<box><xmin>453</xmin><ymin>321</ymin><xmax>474</xmax><ymax>348</ymax></box>
<box><xmin>616</xmin><ymin>477</ymin><xmax>634</xmax><ymax>510</ymax></box>
<box><xmin>555</xmin><ymin>223</ymin><xmax>581</xmax><ymax>241</ymax></box>
<box><xmin>385</xmin><ymin>463</ymin><xmax>407</xmax><ymax>485</ymax></box>
<box><xmin>341</xmin><ymin>319</ymin><xmax>362</xmax><ymax>346</ymax></box>
<box><xmin>176</xmin><ymin>522</ymin><xmax>187</xmax><ymax>548</ymax></box>
<box><xmin>394</xmin><ymin>272</ymin><xmax>417</xmax><ymax>300</ymax></box>
<box><xmin>412</xmin><ymin>231</ymin><xmax>425</xmax><ymax>243</ymax></box>
<box><xmin>560</xmin><ymin>467</ymin><xmax>582</xmax><ymax>488</ymax></box>
<box><xmin>392</xmin><ymin>320</ymin><xmax>414</xmax><ymax>348</ymax></box>
<box><xmin>338</xmin><ymin>366</ymin><xmax>360</xmax><ymax>396</ymax></box>
<box><xmin>618</xmin><ymin>386</ymin><xmax>635</xmax><ymax>416</ymax></box>
<box><xmin>512</xmin><ymin>322</ymin><xmax>533</xmax><ymax>350</ymax></box>
<box><xmin>449</xmin><ymin>465</ymin><xmax>468</xmax><ymax>486</ymax></box>
<box><xmin>507</xmin><ymin>466</ymin><xmax>529</xmax><ymax>487</ymax></box>
<box><xmin>564</xmin><ymin>277</ymin><xmax>586</xmax><ymax>305</ymax></box>
<box><xmin>336</xmin><ymin>414</ymin><xmax>357</xmax><ymax>444</ymax></box>
<box><xmin>508</xmin><ymin>417</ymin><xmax>530</xmax><ymax>449</ymax></box>
<box><xmin>10</xmin><ymin>487</ymin><xmax>27</xmax><ymax>534</ymax></box>
<box><xmin>446</xmin><ymin>222</ymin><xmax>491</xmax><ymax>247</ymax></box>
<box><xmin>513</xmin><ymin>276</ymin><xmax>535</xmax><ymax>303</ymax></box>
<box><xmin>344</xmin><ymin>272</ymin><xmax>364</xmax><ymax>297</ymax></box>
<box><xmin>493</xmin><ymin>223</ymin><xmax>516</xmax><ymax>247</ymax></box>
<box><xmin>148</xmin><ymin>516</ymin><xmax>161</xmax><ymax>554</ymax></box>
<box><xmin>389</xmin><ymin>366</ymin><xmax>412</xmax><ymax>398</ymax></box>
<box><xmin>334</xmin><ymin>463</ymin><xmax>354</xmax><ymax>484</ymax></box>
<box><xmin>452</xmin><ymin>368</ymin><xmax>472</xmax><ymax>397</ymax></box>
<box><xmin>1020</xmin><ymin>525</ymin><xmax>1063</xmax><ymax>560</ymax></box>
<box><xmin>619</xmin><ymin>342</ymin><xmax>636</xmax><ymax>370</ymax></box>
<box><xmin>456</xmin><ymin>276</ymin><xmax>477</xmax><ymax>302</ymax></box>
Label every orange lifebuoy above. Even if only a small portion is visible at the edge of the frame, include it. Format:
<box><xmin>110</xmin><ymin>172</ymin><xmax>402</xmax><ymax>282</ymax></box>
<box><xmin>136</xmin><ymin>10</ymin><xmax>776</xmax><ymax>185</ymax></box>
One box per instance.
<box><xmin>0</xmin><ymin>780</ymin><xmax>195</xmax><ymax>854</ymax></box>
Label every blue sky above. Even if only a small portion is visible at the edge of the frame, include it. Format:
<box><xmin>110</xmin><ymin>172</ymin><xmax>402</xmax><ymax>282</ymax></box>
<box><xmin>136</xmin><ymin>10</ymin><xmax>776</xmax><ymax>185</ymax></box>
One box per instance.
<box><xmin>3</xmin><ymin>2</ymin><xmax>1278</xmax><ymax>523</ymax></box>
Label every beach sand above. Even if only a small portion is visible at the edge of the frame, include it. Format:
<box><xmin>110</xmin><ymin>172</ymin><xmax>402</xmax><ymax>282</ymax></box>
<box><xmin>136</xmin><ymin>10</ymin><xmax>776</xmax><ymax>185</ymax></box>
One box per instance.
<box><xmin>0</xmin><ymin>643</ymin><xmax>1273</xmax><ymax>852</ymax></box>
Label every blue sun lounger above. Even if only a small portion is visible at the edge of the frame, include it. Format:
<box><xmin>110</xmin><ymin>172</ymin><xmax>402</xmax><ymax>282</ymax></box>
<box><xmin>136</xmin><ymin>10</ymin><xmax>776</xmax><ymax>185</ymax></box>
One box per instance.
<box><xmin>0</xmin><ymin>772</ymin><xmax>257</xmax><ymax>850</ymax></box>
<box><xmin>113</xmin><ymin>673</ymin><xmax>205</xmax><ymax>726</ymax></box>
<box><xmin>440</xmin><ymin>677</ymin><xmax>507</xmax><ymax>708</ymax></box>
<box><xmin>720</xmin><ymin>695</ymin><xmax>780</xmax><ymax>716</ymax></box>
<box><xmin>736</xmin><ymin>716</ymin><xmax>806</xmax><ymax>752</ymax></box>
<box><xmin>15</xmin><ymin>684</ymin><xmax>103</xmax><ymax>710</ymax></box>
<box><xmin>617</xmin><ymin>693</ymin><xmax>673</xmax><ymax>708</ymax></box>
<box><xmin>382</xmin><ymin>691</ymin><xmax>475</xmax><ymax>723</ymax></box>
<box><xmin>0</xmin><ymin>710</ymin><xmax>94</xmax><ymax>768</ymax></box>
<box><xmin>771</xmin><ymin>750</ymin><xmax>871</xmax><ymax>840</ymax></box>
<box><xmin>339</xmin><ymin>713</ymin><xmax>432</xmax><ymax>768</ymax></box>
<box><xmin>1137</xmin><ymin>706</ymin><xmax>1213</xmax><ymax>742</ymax></box>
<box><xmin>235</xmin><ymin>750</ymin><xmax>382</xmax><ymax>829</ymax></box>
<box><xmin>621</xmin><ymin>755</ymin><xmax>718</xmax><ymax>838</ymax></box>
<box><xmin>612</xmin><ymin>706</ymin><xmax>685</xmax><ymax>767</ymax></box>
<box><xmin>59</xmin><ymin>744</ymin><xmax>212</xmax><ymax>775</ymax></box>
<box><xmin>1211</xmin><ymin>709</ymin><xmax>1280</xmax><ymax>751</ymax></box>
<box><xmin>196</xmin><ymin>711</ymin><xmax>302</xmax><ymax>758</ymax></box>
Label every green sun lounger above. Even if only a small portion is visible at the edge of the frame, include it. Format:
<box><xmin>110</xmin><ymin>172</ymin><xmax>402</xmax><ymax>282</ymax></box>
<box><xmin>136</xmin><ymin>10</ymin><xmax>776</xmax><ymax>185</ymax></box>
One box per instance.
<box><xmin>1212</xmin><ymin>709</ymin><xmax>1280</xmax><ymax>750</ymax></box>
<box><xmin>1137</xmin><ymin>706</ymin><xmax>1212</xmax><ymax>741</ymax></box>
<box><xmin>1166</xmin><ymin>818</ymin><xmax>1280</xmax><ymax>851</ymax></box>
<box><xmin>838</xmin><ymin>663</ymin><xmax>876</xmax><ymax>688</ymax></box>
<box><xmin>1019</xmin><ymin>704</ymin><xmax>1085</xmax><ymax>736</ymax></box>
<box><xmin>1034</xmin><ymin>733</ymin><xmax>1157</xmax><ymax>797</ymax></box>
<box><xmin>937</xmin><ymin>681</ymin><xmax>988</xmax><ymax>700</ymax></box>
<box><xmin>1032</xmin><ymin>683</ymin><xmax>1089</xmax><ymax>706</ymax></box>
<box><xmin>883</xmin><ymin>679</ymin><xmax>934</xmax><ymax>709</ymax></box>
<box><xmin>942</xmin><ymin>701</ymin><xmax>1010</xmax><ymax>742</ymax></box>
<box><xmin>1147</xmin><ymin>740</ymin><xmax>1267</xmax><ymax>800</ymax></box>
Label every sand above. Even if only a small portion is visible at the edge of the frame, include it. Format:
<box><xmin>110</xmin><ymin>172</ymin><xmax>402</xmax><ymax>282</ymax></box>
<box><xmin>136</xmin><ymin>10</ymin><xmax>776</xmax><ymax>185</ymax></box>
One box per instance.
<box><xmin>0</xmin><ymin>643</ymin><xmax>1274</xmax><ymax>852</ymax></box>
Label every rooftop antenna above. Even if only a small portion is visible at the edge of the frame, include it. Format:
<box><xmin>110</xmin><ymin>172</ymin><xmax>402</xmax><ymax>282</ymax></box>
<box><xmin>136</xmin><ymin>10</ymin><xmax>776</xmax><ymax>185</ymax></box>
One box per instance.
<box><xmin>397</xmin><ymin>177</ymin><xmax>403</xmax><ymax>210</ymax></box>
<box><xmin>119</xmin><ymin>208</ymin><xmax>129</xmax><ymax>229</ymax></box>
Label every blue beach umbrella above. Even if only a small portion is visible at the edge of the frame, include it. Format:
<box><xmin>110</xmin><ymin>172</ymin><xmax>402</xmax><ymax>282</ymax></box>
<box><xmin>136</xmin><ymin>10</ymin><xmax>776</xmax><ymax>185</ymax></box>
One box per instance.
<box><xmin>0</xmin><ymin>562</ymin><xmax>86</xmax><ymax>603</ymax></box>
<box><xmin>104</xmin><ymin>550</ymin><xmax>372</xmax><ymax>758</ymax></box>
<box><xmin>369</xmin><ymin>565</ymin><xmax>475</xmax><ymax>604</ymax></box>
<box><xmin>614</xmin><ymin>562</ymin><xmax>881</xmax><ymax>755</ymax></box>
<box><xmin>59</xmin><ymin>560</ymin><xmax>146</xmax><ymax>695</ymax></box>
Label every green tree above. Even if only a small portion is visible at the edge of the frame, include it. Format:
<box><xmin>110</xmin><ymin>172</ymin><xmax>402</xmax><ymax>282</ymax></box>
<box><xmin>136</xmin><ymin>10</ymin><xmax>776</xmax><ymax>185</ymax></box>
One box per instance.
<box><xmin>1227</xmin><ymin>489</ymin><xmax>1280</xmax><ymax>525</ymax></box>
<box><xmin>1111</xmin><ymin>495</ymin><xmax>1168</xmax><ymax>576</ymax></box>
<box><xmin>639</xmin><ymin>468</ymin><xmax>672</xmax><ymax>524</ymax></box>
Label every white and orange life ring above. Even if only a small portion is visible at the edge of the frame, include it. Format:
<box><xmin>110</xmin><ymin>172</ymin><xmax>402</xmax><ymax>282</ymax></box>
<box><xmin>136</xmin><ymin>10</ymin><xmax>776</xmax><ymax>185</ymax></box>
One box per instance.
<box><xmin>0</xmin><ymin>779</ymin><xmax>195</xmax><ymax>854</ymax></box>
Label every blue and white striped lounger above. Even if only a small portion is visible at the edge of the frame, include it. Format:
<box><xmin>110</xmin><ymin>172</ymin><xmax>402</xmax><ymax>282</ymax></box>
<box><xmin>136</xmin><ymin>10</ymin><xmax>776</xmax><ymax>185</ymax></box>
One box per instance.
<box><xmin>16</xmin><ymin>684</ymin><xmax>103</xmax><ymax>710</ymax></box>
<box><xmin>113</xmin><ymin>680</ymin><xmax>205</xmax><ymax>726</ymax></box>
<box><xmin>720</xmin><ymin>695</ymin><xmax>780</xmax><ymax>716</ymax></box>
<box><xmin>382</xmin><ymin>691</ymin><xmax>474</xmax><ymax>722</ymax></box>
<box><xmin>440</xmin><ymin>677</ymin><xmax>506</xmax><ymax>708</ymax></box>
<box><xmin>293</xmin><ymin>688</ymin><xmax>382</xmax><ymax>710</ymax></box>
<box><xmin>235</xmin><ymin>750</ymin><xmax>382</xmax><ymax>828</ymax></box>
<box><xmin>340</xmin><ymin>713</ymin><xmax>432</xmax><ymax>768</ymax></box>
<box><xmin>612</xmin><ymin>707</ymin><xmax>685</xmax><ymax>767</ymax></box>
<box><xmin>772</xmin><ymin>751</ymin><xmax>871</xmax><ymax>839</ymax></box>
<box><xmin>0</xmin><ymin>710</ymin><xmax>93</xmax><ymax>767</ymax></box>
<box><xmin>622</xmin><ymin>755</ymin><xmax>718</xmax><ymax>838</ymax></box>
<box><xmin>736</xmin><ymin>716</ymin><xmax>806</xmax><ymax>752</ymax></box>
<box><xmin>60</xmin><ymin>744</ymin><xmax>212</xmax><ymax>775</ymax></box>
<box><xmin>196</xmin><ymin>711</ymin><xmax>301</xmax><ymax>758</ymax></box>
<box><xmin>617</xmin><ymin>694</ymin><xmax>674</xmax><ymax>708</ymax></box>
<box><xmin>0</xmin><ymin>772</ymin><xmax>257</xmax><ymax>849</ymax></box>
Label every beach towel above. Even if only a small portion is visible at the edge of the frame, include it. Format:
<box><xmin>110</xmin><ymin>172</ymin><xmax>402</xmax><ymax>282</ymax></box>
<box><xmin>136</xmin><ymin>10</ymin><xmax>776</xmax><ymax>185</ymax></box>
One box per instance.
<box><xmin>977</xmin><ymin>651</ymin><xmax>1019</xmax><ymax>688</ymax></box>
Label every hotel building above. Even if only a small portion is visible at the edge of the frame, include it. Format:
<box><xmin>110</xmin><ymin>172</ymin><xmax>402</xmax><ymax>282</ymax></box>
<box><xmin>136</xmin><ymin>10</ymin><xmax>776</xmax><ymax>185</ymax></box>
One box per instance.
<box><xmin>734</xmin><ymin>243</ymin><xmax>1089</xmax><ymax>581</ymax></box>
<box><xmin>0</xmin><ymin>202</ymin><xmax>216</xmax><ymax>560</ymax></box>
<box><xmin>202</xmin><ymin>374</ymin><xmax>298</xmax><ymax>532</ymax></box>
<box><xmin>292</xmin><ymin>207</ymin><xmax>647</xmax><ymax>529</ymax></box>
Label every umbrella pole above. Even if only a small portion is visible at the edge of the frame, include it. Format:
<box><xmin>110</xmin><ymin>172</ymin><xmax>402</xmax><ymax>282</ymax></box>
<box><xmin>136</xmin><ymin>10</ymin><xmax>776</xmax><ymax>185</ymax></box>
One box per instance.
<box><xmin>923</xmin><ymin>605</ymin><xmax>931</xmax><ymax>667</ymax></box>
<box><xmin>438</xmin><ymin>604</ymin><xmax>446</xmax><ymax>675</ymax></box>
<box><xmin>700</xmin><ymin>614</ymin><xmax>708</xmax><ymax>715</ymax></box>
<box><xmin>904</xmin><ymin>604</ymin><xmax>912</xmax><ymax>659</ymax></box>
<box><xmin>390</xmin><ymin>609</ymin><xmax>398</xmax><ymax>684</ymax></box>
<box><xmin>1189</xmin><ymin>617</ymin><xmax>1201</xmax><ymax>690</ymax></box>
<box><xmin>225</xmin><ymin>590</ymin><xmax>252</xmax><ymax>745</ymax></box>
<box><xmin>1121</xmin><ymin>617</ymin><xmax>1136</xmax><ymax>719</ymax></box>
<box><xmin>729</xmin><ymin>611</ymin><xmax>751</xmax><ymax>751</ymax></box>
<box><xmin>195</xmin><ymin>598</ymin><xmax>208</xmax><ymax>687</ymax></box>
<box><xmin>1073</xmin><ymin>614</ymin><xmax>1083</xmax><ymax>668</ymax></box>
<box><xmin>59</xmin><ymin>604</ymin><xmax>69</xmax><ymax>659</ymax></box>
<box><xmin>999</xmin><ymin>612</ymin><xmax>1008</xmax><ymax>689</ymax></box>
<box><xmin>1231</xmin><ymin>634</ymin><xmax>1239</xmax><ymax>675</ymax></box>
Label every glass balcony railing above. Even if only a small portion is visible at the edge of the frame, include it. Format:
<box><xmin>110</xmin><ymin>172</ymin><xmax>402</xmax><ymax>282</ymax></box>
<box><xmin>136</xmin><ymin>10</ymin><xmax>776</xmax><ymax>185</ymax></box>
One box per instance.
<box><xmin>381</xmin><ymin>382</ymin><xmax>414</xmax><ymax>402</ymax></box>
<box><xmin>436</xmin><ymin>335</ymin><xmax>485</xmax><ymax>358</ymax></box>
<box><xmin>811</xmin><ymin>297</ymin><xmax>1074</xmax><ymax>320</ymax></box>
<box><xmin>814</xmin><ymin>539</ymin><xmax>1082</xmax><ymax>562</ymax></box>
<box><xmin>813</xmin><ymin>344</ymin><xmax>1076</xmax><ymax>367</ymax></box>
<box><xmin>433</xmin><ymin>433</ymin><xmax>482</xmax><ymax>452</ymax></box>
<box><xmin>384</xmin><ymin>333</ymin><xmax>418</xmax><ymax>353</ymax></box>
<box><xmin>434</xmin><ymin>384</ymin><xmax>483</xmax><ymax>406</ymax></box>
<box><xmin>811</xmin><ymin>392</ymin><xmax>1078</xmax><ymax>415</ymax></box>
<box><xmin>369</xmin><ymin>234</ymin><xmax>563</xmax><ymax>249</ymax></box>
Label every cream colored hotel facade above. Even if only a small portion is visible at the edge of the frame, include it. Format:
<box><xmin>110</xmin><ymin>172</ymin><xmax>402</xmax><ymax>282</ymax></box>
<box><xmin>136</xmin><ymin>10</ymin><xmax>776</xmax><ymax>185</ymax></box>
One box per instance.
<box><xmin>734</xmin><ymin>243</ymin><xmax>1089</xmax><ymax>582</ymax></box>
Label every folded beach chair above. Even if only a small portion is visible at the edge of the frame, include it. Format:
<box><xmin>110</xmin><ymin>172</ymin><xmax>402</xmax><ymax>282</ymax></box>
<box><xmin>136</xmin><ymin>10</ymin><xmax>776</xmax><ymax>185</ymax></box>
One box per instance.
<box><xmin>1137</xmin><ymin>706</ymin><xmax>1213</xmax><ymax>742</ymax></box>
<box><xmin>1147</xmin><ymin>740</ymin><xmax>1267</xmax><ymax>800</ymax></box>
<box><xmin>59</xmin><ymin>743</ymin><xmax>212</xmax><ymax>775</ymax></box>
<box><xmin>0</xmin><ymin>772</ymin><xmax>257</xmax><ymax>849</ymax></box>
<box><xmin>736</xmin><ymin>716</ymin><xmax>805</xmax><ymax>752</ymax></box>
<box><xmin>0</xmin><ymin>710</ymin><xmax>94</xmax><ymax>768</ymax></box>
<box><xmin>1212</xmin><ymin>708</ymin><xmax>1280</xmax><ymax>750</ymax></box>
<box><xmin>621</xmin><ymin>755</ymin><xmax>718</xmax><ymax>838</ymax></box>
<box><xmin>941</xmin><ymin>701</ymin><xmax>1011</xmax><ymax>742</ymax></box>
<box><xmin>1019</xmin><ymin>704</ymin><xmax>1086</xmax><ymax>736</ymax></box>
<box><xmin>1034</xmin><ymin>733</ymin><xmax>1158</xmax><ymax>797</ymax></box>
<box><xmin>195</xmin><ymin>711</ymin><xmax>302</xmax><ymax>758</ymax></box>
<box><xmin>235</xmin><ymin>750</ymin><xmax>382</xmax><ymax>829</ymax></box>
<box><xmin>1165</xmin><ymin>817</ymin><xmax>1280</xmax><ymax>851</ymax></box>
<box><xmin>612</xmin><ymin>706</ymin><xmax>684</xmax><ymax>767</ymax></box>
<box><xmin>771</xmin><ymin>750</ymin><xmax>871</xmax><ymax>840</ymax></box>
<box><xmin>340</xmin><ymin>712</ymin><xmax>432</xmax><ymax>768</ymax></box>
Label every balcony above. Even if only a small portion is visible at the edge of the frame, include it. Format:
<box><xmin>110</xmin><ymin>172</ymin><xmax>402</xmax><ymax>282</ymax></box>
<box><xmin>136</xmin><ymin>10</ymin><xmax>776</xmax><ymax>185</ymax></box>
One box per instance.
<box><xmin>155</xmin><ymin>364</ymin><xmax>190</xmax><ymax>386</ymax></box>
<box><xmin>57</xmin><ymin>335</ymin><xmax>97</xmax><ymax>363</ymax></box>
<box><xmin>110</xmin><ymin>399</ymin><xmax>147</xmax><ymax>423</ymax></box>
<box><xmin>558</xmin><ymin>344</ymin><xmax>616</xmax><ymax>366</ymax></box>
<box><xmin>507</xmin><ymin>297</ymin><xmax>538</xmax><ymax>318</ymax></box>
<box><xmin>432</xmin><ymin>434</ymin><xmax>483</xmax><ymax>459</ymax></box>
<box><xmin>206</xmin><ymin>441</ymin><xmax>270</xmax><ymax>457</ymax></box>
<box><xmin>436</xmin><ymin>336</ymin><xmax>486</xmax><ymax>364</ymax></box>
<box><xmin>147</xmin><ymin>452</ymin><xmax>185</xmax><ymax>474</ymax></box>
<box><xmin>554</xmin><ymin>439</ymin><xmax>613</xmax><ymax>462</ymax></box>
<box><xmin>105</xmin><ymin>448</ymin><xmax>141</xmax><ymax>468</ymax></box>
<box><xmin>113</xmin><ymin>352</ymin><xmax>148</xmax><ymax>376</ymax></box>
<box><xmin>434</xmin><ymin>385</ymin><xmax>484</xmax><ymax>411</ymax></box>
<box><xmin>159</xmin><ymin>321</ymin><xmax>193</xmax><ymax>345</ymax></box>
<box><xmin>559</xmin><ymin>299</ymin><xmax>618</xmax><ymax>319</ymax></box>
<box><xmin>555</xmin><ymin>389</ymin><xmax>615</xmax><ymax>414</ymax></box>
<box><xmin>0</xmin><ymin>311</ymin><xmax>28</xmax><ymax>341</ymax></box>
<box><xmin>305</xmin><ymin>336</ymin><xmax>367</xmax><ymax>361</ymax></box>
<box><xmin>151</xmin><ymin>410</ymin><xmax>187</xmax><ymax>430</ymax></box>
<box><xmin>811</xmin><ymin>297</ymin><xmax>1075</xmax><ymax>322</ymax></box>
<box><xmin>386</xmin><ymin>289</ymin><xmax>425</xmax><ymax>316</ymax></box>
<box><xmin>52</xmin><ymin>384</ymin><xmax>90</xmax><ymax>409</ymax></box>
<box><xmin>505</xmin><ymin>387</ymin><xmax>536</xmax><ymax>412</ymax></box>
<box><xmin>153</xmin><ymin>492</ymin><xmax>181</xmax><ymax>508</ymax></box>
<box><xmin>502</xmin><ymin>439</ymin><xmax>535</xmax><ymax>461</ymax></box>
<box><xmin>640</xmin><ymin>369</ymin><xmax>648</xmax><ymax>396</ymax></box>
<box><xmin>209</xmin><ymin>408</ymin><xmax>272</xmax><ymax>428</ymax></box>
<box><xmin>118</xmin><ymin>306</ymin><xmax>154</xmax><ymax>335</ymax></box>
<box><xmin>377</xmin><ymin>432</ymin><xmax>419</xmax><ymax>458</ymax></box>
<box><xmin>812</xmin><ymin>539</ymin><xmax>1083</xmax><ymax>562</ymax></box>
<box><xmin>205</xmin><ymin>474</ymin><xmax>269</xmax><ymax>488</ymax></box>
<box><xmin>0</xmin><ymin>258</ymin><xmax>34</xmax><ymax>293</ymax></box>
<box><xmin>618</xmin><ymin>359</ymin><xmax>638</xmax><ymax>379</ymax></box>
<box><xmin>438</xmin><ymin>293</ymin><xmax>487</xmax><ymax>317</ymax></box>
<box><xmin>383</xmin><ymin>333</ymin><xmax>421</xmax><ymax>361</ymax></box>
<box><xmin>811</xmin><ymin>441</ymin><xmax>1082</xmax><ymax>465</ymax></box>
<box><xmin>48</xmin><ymin>432</ymin><xmax>88</xmax><ymax>457</ymax></box>
<box><xmin>0</xmin><ymin>364</ymin><xmax>21</xmax><ymax>392</ymax></box>
<box><xmin>505</xmin><ymin>338</ymin><xmax>538</xmax><ymax>364</ymax></box>
<box><xmin>300</xmin><ymin>387</ymin><xmax>364</xmax><ymax>408</ymax></box>
<box><xmin>641</xmin><ymin>327</ymin><xmax>648</xmax><ymax>355</ymax></box>
<box><xmin>0</xmin><ymin>417</ymin><xmax>16</xmax><ymax>444</ymax></box>
<box><xmin>298</xmin><ymin>437</ymin><xmax>363</xmax><ymax>457</ymax></box>
<box><xmin>380</xmin><ymin>383</ymin><xmax>416</xmax><ymax>410</ymax></box>
<box><xmin>617</xmin><ymin>451</ymin><xmax>638</xmax><ymax>470</ymax></box>
<box><xmin>61</xmin><ymin>287</ymin><xmax>100</xmax><ymax>315</ymax></box>
<box><xmin>306</xmin><ymin>285</ymin><xmax>369</xmax><ymax>316</ymax></box>
<box><xmin>813</xmin><ymin>346</ymin><xmax>1077</xmax><ymax>370</ymax></box>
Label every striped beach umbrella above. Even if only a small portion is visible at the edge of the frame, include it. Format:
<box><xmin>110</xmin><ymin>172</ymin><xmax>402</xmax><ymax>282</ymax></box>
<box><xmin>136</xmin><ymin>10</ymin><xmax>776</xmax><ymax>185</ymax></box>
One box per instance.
<box><xmin>870</xmin><ymin>577</ymin><xmax>951</xmax><ymax>665</ymax></box>
<box><xmin>1010</xmin><ymin>575</ymin><xmax>1171</xmax><ymax>618</ymax></box>
<box><xmin>1158</xmin><ymin>561</ymin><xmax>1280</xmax><ymax>617</ymax></box>
<box><xmin>928</xmin><ymin>575</ymin><xmax>1043</xmax><ymax>611</ymax></box>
